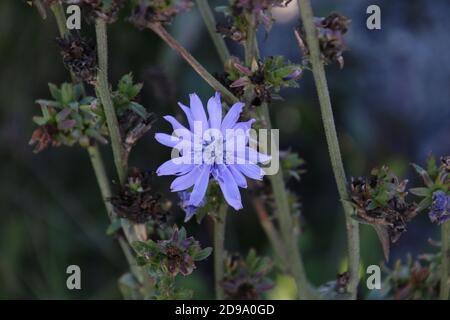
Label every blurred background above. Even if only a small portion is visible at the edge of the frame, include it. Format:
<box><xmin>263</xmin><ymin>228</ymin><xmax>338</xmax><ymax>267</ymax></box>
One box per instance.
<box><xmin>0</xmin><ymin>0</ymin><xmax>449</xmax><ymax>299</ymax></box>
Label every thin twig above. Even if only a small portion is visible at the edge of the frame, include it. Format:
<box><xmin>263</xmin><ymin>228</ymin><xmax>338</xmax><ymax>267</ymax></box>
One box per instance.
<box><xmin>196</xmin><ymin>0</ymin><xmax>230</xmax><ymax>64</ymax></box>
<box><xmin>297</xmin><ymin>0</ymin><xmax>360</xmax><ymax>299</ymax></box>
<box><xmin>148</xmin><ymin>23</ymin><xmax>239</xmax><ymax>105</ymax></box>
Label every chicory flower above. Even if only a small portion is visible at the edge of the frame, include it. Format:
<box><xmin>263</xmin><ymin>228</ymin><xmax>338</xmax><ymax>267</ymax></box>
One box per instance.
<box><xmin>155</xmin><ymin>92</ymin><xmax>270</xmax><ymax>218</ymax></box>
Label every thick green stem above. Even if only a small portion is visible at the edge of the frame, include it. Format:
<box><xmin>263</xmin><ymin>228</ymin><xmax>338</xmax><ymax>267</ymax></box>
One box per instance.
<box><xmin>260</xmin><ymin>104</ymin><xmax>315</xmax><ymax>299</ymax></box>
<box><xmin>196</xmin><ymin>0</ymin><xmax>230</xmax><ymax>64</ymax></box>
<box><xmin>148</xmin><ymin>23</ymin><xmax>238</xmax><ymax>105</ymax></box>
<box><xmin>298</xmin><ymin>0</ymin><xmax>360</xmax><ymax>299</ymax></box>
<box><xmin>242</xmin><ymin>12</ymin><xmax>313</xmax><ymax>299</ymax></box>
<box><xmin>440</xmin><ymin>220</ymin><xmax>450</xmax><ymax>299</ymax></box>
<box><xmin>95</xmin><ymin>19</ymin><xmax>127</xmax><ymax>184</ymax></box>
<box><xmin>214</xmin><ymin>204</ymin><xmax>227</xmax><ymax>300</ymax></box>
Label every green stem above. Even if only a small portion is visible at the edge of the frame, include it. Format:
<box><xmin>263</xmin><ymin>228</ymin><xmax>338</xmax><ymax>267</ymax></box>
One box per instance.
<box><xmin>440</xmin><ymin>220</ymin><xmax>450</xmax><ymax>299</ymax></box>
<box><xmin>95</xmin><ymin>19</ymin><xmax>127</xmax><ymax>184</ymax></box>
<box><xmin>242</xmin><ymin>12</ymin><xmax>313</xmax><ymax>299</ymax></box>
<box><xmin>260</xmin><ymin>104</ymin><xmax>315</xmax><ymax>299</ymax></box>
<box><xmin>196</xmin><ymin>0</ymin><xmax>230</xmax><ymax>64</ymax></box>
<box><xmin>214</xmin><ymin>204</ymin><xmax>227</xmax><ymax>300</ymax></box>
<box><xmin>50</xmin><ymin>3</ymin><xmax>68</xmax><ymax>37</ymax></box>
<box><xmin>148</xmin><ymin>23</ymin><xmax>239</xmax><ymax>105</ymax></box>
<box><xmin>298</xmin><ymin>0</ymin><xmax>360</xmax><ymax>299</ymax></box>
<box><xmin>244</xmin><ymin>14</ymin><xmax>259</xmax><ymax>65</ymax></box>
<box><xmin>87</xmin><ymin>146</ymin><xmax>137</xmax><ymax>271</ymax></box>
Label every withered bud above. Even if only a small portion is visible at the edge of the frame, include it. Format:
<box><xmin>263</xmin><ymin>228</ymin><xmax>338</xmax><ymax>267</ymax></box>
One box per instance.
<box><xmin>56</xmin><ymin>33</ymin><xmax>97</xmax><ymax>85</ymax></box>
<box><xmin>110</xmin><ymin>168</ymin><xmax>168</xmax><ymax>225</ymax></box>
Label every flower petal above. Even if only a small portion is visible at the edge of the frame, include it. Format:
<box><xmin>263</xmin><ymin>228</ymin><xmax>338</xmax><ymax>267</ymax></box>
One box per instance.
<box><xmin>178</xmin><ymin>102</ymin><xmax>194</xmax><ymax>130</ymax></box>
<box><xmin>170</xmin><ymin>166</ymin><xmax>201</xmax><ymax>192</ymax></box>
<box><xmin>229</xmin><ymin>165</ymin><xmax>247</xmax><ymax>188</ymax></box>
<box><xmin>155</xmin><ymin>133</ymin><xmax>182</xmax><ymax>148</ymax></box>
<box><xmin>236</xmin><ymin>163</ymin><xmax>264</xmax><ymax>180</ymax></box>
<box><xmin>156</xmin><ymin>158</ymin><xmax>193</xmax><ymax>176</ymax></box>
<box><xmin>163</xmin><ymin>115</ymin><xmax>183</xmax><ymax>130</ymax></box>
<box><xmin>215</xmin><ymin>165</ymin><xmax>243</xmax><ymax>210</ymax></box>
<box><xmin>221</xmin><ymin>102</ymin><xmax>245</xmax><ymax>132</ymax></box>
<box><xmin>241</xmin><ymin>147</ymin><xmax>271</xmax><ymax>164</ymax></box>
<box><xmin>190</xmin><ymin>93</ymin><xmax>208</xmax><ymax>131</ymax></box>
<box><xmin>207</xmin><ymin>92</ymin><xmax>222</xmax><ymax>129</ymax></box>
<box><xmin>189</xmin><ymin>165</ymin><xmax>211</xmax><ymax>206</ymax></box>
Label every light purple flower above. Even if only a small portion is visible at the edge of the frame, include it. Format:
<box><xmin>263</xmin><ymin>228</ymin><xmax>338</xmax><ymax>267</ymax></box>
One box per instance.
<box><xmin>155</xmin><ymin>92</ymin><xmax>270</xmax><ymax>218</ymax></box>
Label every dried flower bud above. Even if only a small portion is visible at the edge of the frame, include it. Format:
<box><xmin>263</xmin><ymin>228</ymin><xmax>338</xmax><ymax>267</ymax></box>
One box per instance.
<box><xmin>221</xmin><ymin>249</ymin><xmax>273</xmax><ymax>300</ymax></box>
<box><xmin>29</xmin><ymin>83</ymin><xmax>108</xmax><ymax>153</ymax></box>
<box><xmin>349</xmin><ymin>166</ymin><xmax>418</xmax><ymax>259</ymax></box>
<box><xmin>133</xmin><ymin>226</ymin><xmax>212</xmax><ymax>277</ymax></box>
<box><xmin>298</xmin><ymin>12</ymin><xmax>351</xmax><ymax>68</ymax></box>
<box><xmin>110</xmin><ymin>168</ymin><xmax>168</xmax><ymax>225</ymax></box>
<box><xmin>68</xmin><ymin>0</ymin><xmax>125</xmax><ymax>23</ymax></box>
<box><xmin>56</xmin><ymin>33</ymin><xmax>97</xmax><ymax>85</ymax></box>
<box><xmin>219</xmin><ymin>56</ymin><xmax>302</xmax><ymax>107</ymax></box>
<box><xmin>129</xmin><ymin>0</ymin><xmax>193</xmax><ymax>28</ymax></box>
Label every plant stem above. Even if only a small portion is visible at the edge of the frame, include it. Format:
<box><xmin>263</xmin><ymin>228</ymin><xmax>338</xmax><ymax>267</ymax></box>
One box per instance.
<box><xmin>214</xmin><ymin>204</ymin><xmax>227</xmax><ymax>300</ymax></box>
<box><xmin>148</xmin><ymin>23</ymin><xmax>239</xmax><ymax>105</ymax></box>
<box><xmin>241</xmin><ymin>11</ymin><xmax>314</xmax><ymax>299</ymax></box>
<box><xmin>252</xmin><ymin>198</ymin><xmax>287</xmax><ymax>265</ymax></box>
<box><xmin>87</xmin><ymin>146</ymin><xmax>138</xmax><ymax>271</ymax></box>
<box><xmin>196</xmin><ymin>0</ymin><xmax>230</xmax><ymax>64</ymax></box>
<box><xmin>440</xmin><ymin>220</ymin><xmax>450</xmax><ymax>299</ymax></box>
<box><xmin>297</xmin><ymin>0</ymin><xmax>360</xmax><ymax>299</ymax></box>
<box><xmin>50</xmin><ymin>3</ymin><xmax>68</xmax><ymax>37</ymax></box>
<box><xmin>95</xmin><ymin>19</ymin><xmax>127</xmax><ymax>184</ymax></box>
<box><xmin>260</xmin><ymin>104</ymin><xmax>315</xmax><ymax>299</ymax></box>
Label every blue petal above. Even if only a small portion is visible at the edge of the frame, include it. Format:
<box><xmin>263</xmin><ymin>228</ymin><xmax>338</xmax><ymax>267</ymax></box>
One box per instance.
<box><xmin>189</xmin><ymin>165</ymin><xmax>211</xmax><ymax>206</ymax></box>
<box><xmin>155</xmin><ymin>133</ymin><xmax>177</xmax><ymax>148</ymax></box>
<box><xmin>243</xmin><ymin>147</ymin><xmax>271</xmax><ymax>164</ymax></box>
<box><xmin>207</xmin><ymin>92</ymin><xmax>222</xmax><ymax>129</ymax></box>
<box><xmin>178</xmin><ymin>102</ymin><xmax>194</xmax><ymax>131</ymax></box>
<box><xmin>229</xmin><ymin>165</ymin><xmax>247</xmax><ymax>188</ymax></box>
<box><xmin>170</xmin><ymin>166</ymin><xmax>201</xmax><ymax>192</ymax></box>
<box><xmin>190</xmin><ymin>93</ymin><xmax>208</xmax><ymax>131</ymax></box>
<box><xmin>221</xmin><ymin>102</ymin><xmax>245</xmax><ymax>132</ymax></box>
<box><xmin>215</xmin><ymin>165</ymin><xmax>243</xmax><ymax>210</ymax></box>
<box><xmin>236</xmin><ymin>164</ymin><xmax>264</xmax><ymax>180</ymax></box>
<box><xmin>156</xmin><ymin>158</ymin><xmax>193</xmax><ymax>176</ymax></box>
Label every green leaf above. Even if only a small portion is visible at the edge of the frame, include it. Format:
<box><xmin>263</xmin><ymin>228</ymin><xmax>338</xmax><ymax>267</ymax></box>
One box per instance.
<box><xmin>192</xmin><ymin>247</ymin><xmax>212</xmax><ymax>261</ymax></box>
<box><xmin>416</xmin><ymin>197</ymin><xmax>432</xmax><ymax>213</ymax></box>
<box><xmin>48</xmin><ymin>83</ymin><xmax>61</xmax><ymax>101</ymax></box>
<box><xmin>409</xmin><ymin>187</ymin><xmax>429</xmax><ymax>197</ymax></box>
<box><xmin>132</xmin><ymin>241</ymin><xmax>149</xmax><ymax>255</ymax></box>
<box><xmin>412</xmin><ymin>163</ymin><xmax>433</xmax><ymax>187</ymax></box>
<box><xmin>129</xmin><ymin>102</ymin><xmax>148</xmax><ymax>119</ymax></box>
<box><xmin>36</xmin><ymin>99</ymin><xmax>61</xmax><ymax>108</ymax></box>
<box><xmin>32</xmin><ymin>116</ymin><xmax>47</xmax><ymax>126</ymax></box>
<box><xmin>106</xmin><ymin>219</ymin><xmax>122</xmax><ymax>236</ymax></box>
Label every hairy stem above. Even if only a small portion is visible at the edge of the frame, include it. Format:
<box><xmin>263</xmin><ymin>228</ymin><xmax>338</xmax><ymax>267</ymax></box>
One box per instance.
<box><xmin>214</xmin><ymin>204</ymin><xmax>227</xmax><ymax>300</ymax></box>
<box><xmin>95</xmin><ymin>19</ymin><xmax>128</xmax><ymax>184</ymax></box>
<box><xmin>87</xmin><ymin>146</ymin><xmax>138</xmax><ymax>272</ymax></box>
<box><xmin>148</xmin><ymin>23</ymin><xmax>238</xmax><ymax>104</ymax></box>
<box><xmin>440</xmin><ymin>220</ymin><xmax>450</xmax><ymax>299</ymax></box>
<box><xmin>298</xmin><ymin>0</ymin><xmax>360</xmax><ymax>298</ymax></box>
<box><xmin>243</xmin><ymin>14</ymin><xmax>313</xmax><ymax>298</ymax></box>
<box><xmin>196</xmin><ymin>0</ymin><xmax>230</xmax><ymax>64</ymax></box>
